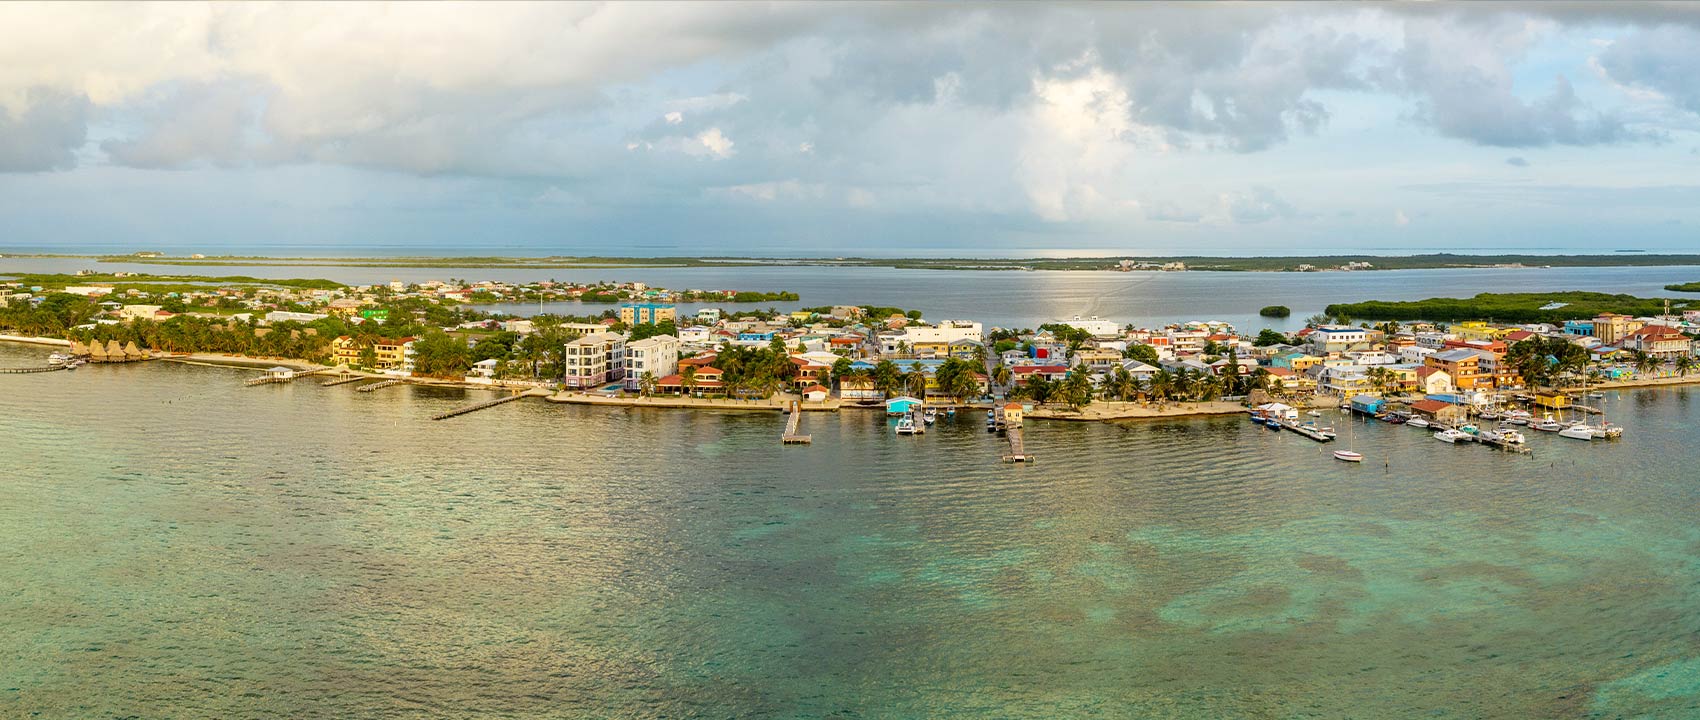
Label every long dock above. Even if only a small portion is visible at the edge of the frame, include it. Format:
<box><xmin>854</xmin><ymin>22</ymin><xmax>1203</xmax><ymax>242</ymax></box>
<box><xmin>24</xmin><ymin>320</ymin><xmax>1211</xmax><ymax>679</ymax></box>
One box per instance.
<box><xmin>432</xmin><ymin>391</ymin><xmax>532</xmax><ymax>420</ymax></box>
<box><xmin>1002</xmin><ymin>426</ymin><xmax>1033</xmax><ymax>462</ymax></box>
<box><xmin>1280</xmin><ymin>420</ymin><xmax>1335</xmax><ymax>442</ymax></box>
<box><xmin>782</xmin><ymin>401</ymin><xmax>811</xmax><ymax>443</ymax></box>
<box><xmin>321</xmin><ymin>374</ymin><xmax>366</xmax><ymax>387</ymax></box>
<box><xmin>356</xmin><ymin>379</ymin><xmax>404</xmax><ymax>392</ymax></box>
<box><xmin>244</xmin><ymin>374</ymin><xmax>293</xmax><ymax>386</ymax></box>
<box><xmin>0</xmin><ymin>365</ymin><xmax>67</xmax><ymax>374</ymax></box>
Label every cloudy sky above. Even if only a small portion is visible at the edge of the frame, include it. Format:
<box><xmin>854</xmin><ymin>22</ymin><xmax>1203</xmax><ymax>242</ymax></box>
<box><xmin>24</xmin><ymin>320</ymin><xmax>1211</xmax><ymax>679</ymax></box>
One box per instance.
<box><xmin>2</xmin><ymin>1</ymin><xmax>1699</xmax><ymax>256</ymax></box>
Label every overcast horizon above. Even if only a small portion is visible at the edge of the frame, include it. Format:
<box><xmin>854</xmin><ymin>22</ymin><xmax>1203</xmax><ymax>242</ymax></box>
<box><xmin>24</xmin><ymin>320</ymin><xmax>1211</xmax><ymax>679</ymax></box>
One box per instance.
<box><xmin>3</xmin><ymin>2</ymin><xmax>1700</xmax><ymax>255</ymax></box>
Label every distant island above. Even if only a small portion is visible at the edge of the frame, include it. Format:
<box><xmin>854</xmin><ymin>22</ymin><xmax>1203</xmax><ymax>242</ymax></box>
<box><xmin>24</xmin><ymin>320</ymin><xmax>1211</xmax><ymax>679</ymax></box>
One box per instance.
<box><xmin>1664</xmin><ymin>282</ymin><xmax>1700</xmax><ymax>293</ymax></box>
<box><xmin>1325</xmin><ymin>292</ymin><xmax>1688</xmax><ymax>324</ymax></box>
<box><xmin>8</xmin><ymin>252</ymin><xmax>1700</xmax><ymax>273</ymax></box>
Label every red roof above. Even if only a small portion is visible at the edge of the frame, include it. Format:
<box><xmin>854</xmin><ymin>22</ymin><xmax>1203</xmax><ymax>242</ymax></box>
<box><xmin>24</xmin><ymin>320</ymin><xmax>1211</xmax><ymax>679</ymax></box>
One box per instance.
<box><xmin>1409</xmin><ymin>399</ymin><xmax>1451</xmax><ymax>413</ymax></box>
<box><xmin>1003</xmin><ymin>403</ymin><xmax>1024</xmax><ymax>410</ymax></box>
<box><xmin>1265</xmin><ymin>367</ymin><xmax>1294</xmax><ymax>376</ymax></box>
<box><xmin>1011</xmin><ymin>365</ymin><xmax>1069</xmax><ymax>374</ymax></box>
<box><xmin>1505</xmin><ymin>330</ymin><xmax>1534</xmax><ymax>342</ymax></box>
<box><xmin>1630</xmin><ymin>325</ymin><xmax>1683</xmax><ymax>339</ymax></box>
<box><xmin>801</xmin><ymin>384</ymin><xmax>829</xmax><ymax>394</ymax></box>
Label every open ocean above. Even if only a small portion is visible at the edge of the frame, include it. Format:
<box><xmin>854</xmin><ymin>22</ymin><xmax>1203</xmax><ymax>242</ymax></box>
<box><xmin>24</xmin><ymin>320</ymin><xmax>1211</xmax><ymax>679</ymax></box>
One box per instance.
<box><xmin>3</xmin><ymin>341</ymin><xmax>1699</xmax><ymax>717</ymax></box>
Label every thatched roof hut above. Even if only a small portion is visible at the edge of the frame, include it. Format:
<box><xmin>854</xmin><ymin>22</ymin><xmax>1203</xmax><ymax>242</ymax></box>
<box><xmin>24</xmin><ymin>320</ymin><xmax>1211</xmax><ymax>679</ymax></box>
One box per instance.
<box><xmin>69</xmin><ymin>340</ymin><xmax>87</xmax><ymax>357</ymax></box>
<box><xmin>105</xmin><ymin>340</ymin><xmax>124</xmax><ymax>361</ymax></box>
<box><xmin>88</xmin><ymin>342</ymin><xmax>108</xmax><ymax>361</ymax></box>
<box><xmin>124</xmin><ymin>341</ymin><xmax>143</xmax><ymax>360</ymax></box>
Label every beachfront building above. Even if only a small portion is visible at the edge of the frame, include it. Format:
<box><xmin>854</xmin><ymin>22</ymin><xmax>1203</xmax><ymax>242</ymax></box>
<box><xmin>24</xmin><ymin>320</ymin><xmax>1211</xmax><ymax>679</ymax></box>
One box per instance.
<box><xmin>1623</xmin><ymin>325</ymin><xmax>1692</xmax><ymax>359</ymax></box>
<box><xmin>330</xmin><ymin>335</ymin><xmax>417</xmax><ymax>373</ymax></box>
<box><xmin>119</xmin><ymin>304</ymin><xmax>164</xmax><ymax>320</ymax></box>
<box><xmin>1319</xmin><ymin>365</ymin><xmax>1370</xmax><ymax>395</ymax></box>
<box><xmin>840</xmin><ymin>376</ymin><xmax>881</xmax><ymax>402</ymax></box>
<box><xmin>564</xmin><ymin>332</ymin><xmax>627</xmax><ymax>389</ymax></box>
<box><xmin>619</xmin><ymin>303</ymin><xmax>676</xmax><ymax>326</ymax></box>
<box><xmin>624</xmin><ymin>334</ymin><xmax>679</xmax><ymax>390</ymax></box>
<box><xmin>1415</xmin><ymin>366</ymin><xmax>1454</xmax><ymax>395</ymax></box>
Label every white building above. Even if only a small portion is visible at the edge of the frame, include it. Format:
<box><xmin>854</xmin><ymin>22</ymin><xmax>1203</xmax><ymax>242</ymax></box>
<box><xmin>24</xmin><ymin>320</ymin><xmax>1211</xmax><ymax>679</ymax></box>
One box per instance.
<box><xmin>884</xmin><ymin>320</ymin><xmax>982</xmax><ymax>353</ymax></box>
<box><xmin>624</xmin><ymin>334</ymin><xmax>680</xmax><ymax>390</ymax></box>
<box><xmin>1057</xmin><ymin>315</ymin><xmax>1121</xmax><ymax>338</ymax></box>
<box><xmin>264</xmin><ymin>310</ymin><xmax>328</xmax><ymax>324</ymax></box>
<box><xmin>119</xmin><ymin>304</ymin><xmax>163</xmax><ymax>320</ymax></box>
<box><xmin>563</xmin><ymin>332</ymin><xmax>627</xmax><ymax>389</ymax></box>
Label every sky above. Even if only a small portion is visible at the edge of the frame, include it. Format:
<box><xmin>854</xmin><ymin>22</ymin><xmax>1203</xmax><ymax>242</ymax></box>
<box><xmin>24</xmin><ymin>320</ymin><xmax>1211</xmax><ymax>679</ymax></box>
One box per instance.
<box><xmin>1</xmin><ymin>1</ymin><xmax>1699</xmax><ymax>257</ymax></box>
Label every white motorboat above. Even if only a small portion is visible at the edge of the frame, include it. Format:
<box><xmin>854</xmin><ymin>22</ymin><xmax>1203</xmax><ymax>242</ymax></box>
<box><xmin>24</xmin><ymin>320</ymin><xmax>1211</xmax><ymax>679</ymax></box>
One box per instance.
<box><xmin>1494</xmin><ymin>427</ymin><xmax>1527</xmax><ymax>444</ymax></box>
<box><xmin>895</xmin><ymin>418</ymin><xmax>919</xmax><ymax>435</ymax></box>
<box><xmin>1433</xmin><ymin>428</ymin><xmax>1471</xmax><ymax>443</ymax></box>
<box><xmin>1333</xmin><ymin>450</ymin><xmax>1364</xmax><ymax>462</ymax></box>
<box><xmin>1478</xmin><ymin>411</ymin><xmax>1501</xmax><ymax>421</ymax></box>
<box><xmin>1406</xmin><ymin>417</ymin><xmax>1431</xmax><ymax>428</ymax></box>
<box><xmin>1307</xmin><ymin>410</ymin><xmax>1322</xmax><ymax>417</ymax></box>
<box><xmin>923</xmin><ymin>408</ymin><xmax>937</xmax><ymax>425</ymax></box>
<box><xmin>1596</xmin><ymin>422</ymin><xmax>1623</xmax><ymax>439</ymax></box>
<box><xmin>47</xmin><ymin>352</ymin><xmax>72</xmax><ymax>366</ymax></box>
<box><xmin>1560</xmin><ymin>424</ymin><xmax>1598</xmax><ymax>440</ymax></box>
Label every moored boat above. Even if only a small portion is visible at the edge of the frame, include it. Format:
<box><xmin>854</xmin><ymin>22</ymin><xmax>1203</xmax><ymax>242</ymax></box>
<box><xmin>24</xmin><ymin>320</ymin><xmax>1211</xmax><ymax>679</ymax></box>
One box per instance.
<box><xmin>1433</xmin><ymin>428</ymin><xmax>1470</xmax><ymax>443</ymax></box>
<box><xmin>895</xmin><ymin>418</ymin><xmax>919</xmax><ymax>435</ymax></box>
<box><xmin>1333</xmin><ymin>450</ymin><xmax>1363</xmax><ymax>462</ymax></box>
<box><xmin>1559</xmin><ymin>424</ymin><xmax>1597</xmax><ymax>440</ymax></box>
<box><xmin>1407</xmin><ymin>417</ymin><xmax>1430</xmax><ymax>428</ymax></box>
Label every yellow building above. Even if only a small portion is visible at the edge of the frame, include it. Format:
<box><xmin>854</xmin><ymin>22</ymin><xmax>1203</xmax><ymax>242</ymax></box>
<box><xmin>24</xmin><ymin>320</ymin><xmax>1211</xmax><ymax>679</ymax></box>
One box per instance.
<box><xmin>332</xmin><ymin>335</ymin><xmax>417</xmax><ymax>372</ymax></box>
<box><xmin>1592</xmin><ymin>313</ymin><xmax>1643</xmax><ymax>344</ymax></box>
<box><xmin>619</xmin><ymin>303</ymin><xmax>676</xmax><ymax>326</ymax></box>
<box><xmin>1451</xmin><ymin>321</ymin><xmax>1509</xmax><ymax>342</ymax></box>
<box><xmin>1534</xmin><ymin>392</ymin><xmax>1571</xmax><ymax>410</ymax></box>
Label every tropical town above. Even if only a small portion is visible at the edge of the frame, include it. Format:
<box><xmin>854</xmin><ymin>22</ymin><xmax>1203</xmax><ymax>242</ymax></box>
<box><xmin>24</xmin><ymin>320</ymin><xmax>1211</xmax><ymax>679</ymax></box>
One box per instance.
<box><xmin>4</xmin><ymin>273</ymin><xmax>1700</xmax><ymax>451</ymax></box>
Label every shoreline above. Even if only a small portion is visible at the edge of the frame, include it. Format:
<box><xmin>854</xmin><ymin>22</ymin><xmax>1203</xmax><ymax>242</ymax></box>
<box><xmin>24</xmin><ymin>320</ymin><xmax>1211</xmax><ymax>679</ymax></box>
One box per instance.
<box><xmin>9</xmin><ymin>335</ymin><xmax>1700</xmax><ymax>421</ymax></box>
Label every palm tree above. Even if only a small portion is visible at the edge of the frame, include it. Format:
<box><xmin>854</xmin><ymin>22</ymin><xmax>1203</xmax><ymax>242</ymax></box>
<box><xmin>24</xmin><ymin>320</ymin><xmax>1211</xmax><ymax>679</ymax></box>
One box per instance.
<box><xmin>1676</xmin><ymin>354</ymin><xmax>1696</xmax><ymax>377</ymax></box>
<box><xmin>638</xmin><ymin>371</ymin><xmax>657</xmax><ymax>397</ymax></box>
<box><xmin>1633</xmin><ymin>350</ymin><xmax>1659</xmax><ymax>377</ymax></box>
<box><xmin>1147</xmin><ymin>369</ymin><xmax>1175</xmax><ymax>402</ymax></box>
<box><xmin>680</xmin><ymin>364</ymin><xmax>698</xmax><ymax>396</ymax></box>
<box><xmin>1059</xmin><ymin>365</ymin><xmax>1094</xmax><ymax>410</ymax></box>
<box><xmin>992</xmin><ymin>363</ymin><xmax>1011</xmax><ymax>389</ymax></box>
<box><xmin>872</xmin><ymin>359</ymin><xmax>903</xmax><ymax>399</ymax></box>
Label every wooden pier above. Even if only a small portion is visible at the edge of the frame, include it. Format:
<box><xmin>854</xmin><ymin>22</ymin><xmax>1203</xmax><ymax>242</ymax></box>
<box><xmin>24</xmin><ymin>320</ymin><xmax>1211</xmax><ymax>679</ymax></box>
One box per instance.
<box><xmin>782</xmin><ymin>401</ymin><xmax>811</xmax><ymax>444</ymax></box>
<box><xmin>356</xmin><ymin>379</ymin><xmax>404</xmax><ymax>393</ymax></box>
<box><xmin>1280</xmin><ymin>420</ymin><xmax>1335</xmax><ymax>442</ymax></box>
<box><xmin>432</xmin><ymin>391</ymin><xmax>532</xmax><ymax>420</ymax></box>
<box><xmin>321</xmin><ymin>374</ymin><xmax>366</xmax><ymax>387</ymax></box>
<box><xmin>244</xmin><ymin>374</ymin><xmax>293</xmax><ymax>386</ymax></box>
<box><xmin>1002</xmin><ymin>426</ymin><xmax>1034</xmax><ymax>462</ymax></box>
<box><xmin>0</xmin><ymin>365</ymin><xmax>67</xmax><ymax>374</ymax></box>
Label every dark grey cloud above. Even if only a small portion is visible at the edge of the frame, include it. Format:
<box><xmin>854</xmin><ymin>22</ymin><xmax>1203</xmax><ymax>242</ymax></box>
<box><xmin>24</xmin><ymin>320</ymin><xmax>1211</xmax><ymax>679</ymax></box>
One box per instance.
<box><xmin>0</xmin><ymin>88</ymin><xmax>88</xmax><ymax>172</ymax></box>
<box><xmin>1599</xmin><ymin>26</ymin><xmax>1700</xmax><ymax>116</ymax></box>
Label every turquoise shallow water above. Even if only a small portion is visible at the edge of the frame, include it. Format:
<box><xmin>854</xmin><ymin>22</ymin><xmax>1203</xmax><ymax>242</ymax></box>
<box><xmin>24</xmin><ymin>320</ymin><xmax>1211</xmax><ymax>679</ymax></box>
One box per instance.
<box><xmin>2</xmin><ymin>342</ymin><xmax>1699</xmax><ymax>718</ymax></box>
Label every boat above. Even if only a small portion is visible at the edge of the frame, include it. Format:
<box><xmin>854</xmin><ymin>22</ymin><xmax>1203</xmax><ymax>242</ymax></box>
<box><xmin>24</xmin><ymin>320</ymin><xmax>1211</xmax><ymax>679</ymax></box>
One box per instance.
<box><xmin>923</xmin><ymin>408</ymin><xmax>937</xmax><ymax>425</ymax></box>
<box><xmin>1534</xmin><ymin>416</ymin><xmax>1564</xmax><ymax>432</ymax></box>
<box><xmin>945</xmin><ymin>407</ymin><xmax>956</xmax><ymax>417</ymax></box>
<box><xmin>1559</xmin><ymin>424</ymin><xmax>1597</xmax><ymax>440</ymax></box>
<box><xmin>1493</xmin><ymin>427</ymin><xmax>1527</xmax><ymax>444</ymax></box>
<box><xmin>47</xmin><ymin>352</ymin><xmax>72</xmax><ymax>366</ymax></box>
<box><xmin>1407</xmin><ymin>417</ymin><xmax>1430</xmax><ymax>428</ymax></box>
<box><xmin>1333</xmin><ymin>450</ymin><xmax>1363</xmax><ymax>462</ymax></box>
<box><xmin>1263</xmin><ymin>417</ymin><xmax>1283</xmax><ymax>430</ymax></box>
<box><xmin>1433</xmin><ymin>428</ymin><xmax>1471</xmax><ymax>443</ymax></box>
<box><xmin>1596</xmin><ymin>422</ymin><xmax>1623</xmax><ymax>439</ymax></box>
<box><xmin>895</xmin><ymin>418</ymin><xmax>919</xmax><ymax>435</ymax></box>
<box><xmin>1589</xmin><ymin>392</ymin><xmax>1605</xmax><ymax>399</ymax></box>
<box><xmin>1307</xmin><ymin>410</ymin><xmax>1321</xmax><ymax>417</ymax></box>
<box><xmin>1478</xmin><ymin>411</ymin><xmax>1500</xmax><ymax>421</ymax></box>
<box><xmin>1458</xmin><ymin>423</ymin><xmax>1479</xmax><ymax>435</ymax></box>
